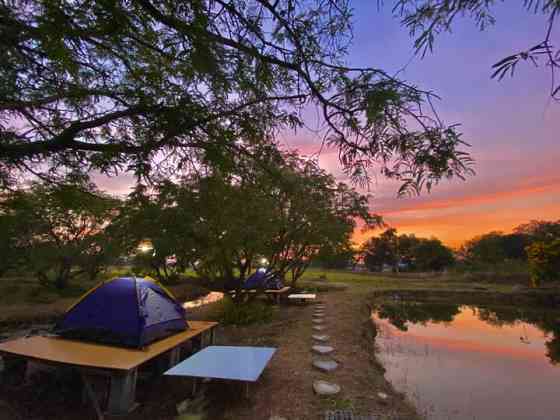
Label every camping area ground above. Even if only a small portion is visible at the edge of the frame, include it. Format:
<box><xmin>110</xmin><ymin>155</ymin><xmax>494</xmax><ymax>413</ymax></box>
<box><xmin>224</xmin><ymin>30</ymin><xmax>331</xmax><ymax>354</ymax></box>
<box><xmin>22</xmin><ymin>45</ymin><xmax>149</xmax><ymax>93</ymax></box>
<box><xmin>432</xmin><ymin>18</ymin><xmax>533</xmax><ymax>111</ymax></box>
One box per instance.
<box><xmin>0</xmin><ymin>268</ymin><xmax>553</xmax><ymax>419</ymax></box>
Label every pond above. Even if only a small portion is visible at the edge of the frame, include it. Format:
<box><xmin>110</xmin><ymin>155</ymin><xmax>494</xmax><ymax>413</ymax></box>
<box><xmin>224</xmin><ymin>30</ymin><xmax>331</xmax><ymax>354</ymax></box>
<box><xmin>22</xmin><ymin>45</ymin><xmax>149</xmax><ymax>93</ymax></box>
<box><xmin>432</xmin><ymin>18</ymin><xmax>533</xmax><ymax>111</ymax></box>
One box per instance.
<box><xmin>183</xmin><ymin>291</ymin><xmax>224</xmax><ymax>309</ymax></box>
<box><xmin>371</xmin><ymin>300</ymin><xmax>560</xmax><ymax>420</ymax></box>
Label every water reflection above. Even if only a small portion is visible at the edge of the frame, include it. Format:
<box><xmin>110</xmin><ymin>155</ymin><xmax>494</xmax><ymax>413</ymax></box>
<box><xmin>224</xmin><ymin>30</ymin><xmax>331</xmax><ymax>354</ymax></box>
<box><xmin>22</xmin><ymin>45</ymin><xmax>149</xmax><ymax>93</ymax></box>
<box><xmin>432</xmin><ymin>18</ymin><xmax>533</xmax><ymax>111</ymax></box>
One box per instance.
<box><xmin>371</xmin><ymin>300</ymin><xmax>560</xmax><ymax>420</ymax></box>
<box><xmin>372</xmin><ymin>300</ymin><xmax>560</xmax><ymax>364</ymax></box>
<box><xmin>183</xmin><ymin>291</ymin><xmax>224</xmax><ymax>309</ymax></box>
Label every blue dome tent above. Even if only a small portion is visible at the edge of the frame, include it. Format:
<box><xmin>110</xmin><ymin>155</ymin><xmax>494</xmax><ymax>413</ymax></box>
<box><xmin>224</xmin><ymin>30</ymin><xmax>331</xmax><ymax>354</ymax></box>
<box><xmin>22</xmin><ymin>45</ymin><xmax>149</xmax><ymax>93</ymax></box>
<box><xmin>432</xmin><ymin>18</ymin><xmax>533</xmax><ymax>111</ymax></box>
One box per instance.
<box><xmin>54</xmin><ymin>277</ymin><xmax>188</xmax><ymax>348</ymax></box>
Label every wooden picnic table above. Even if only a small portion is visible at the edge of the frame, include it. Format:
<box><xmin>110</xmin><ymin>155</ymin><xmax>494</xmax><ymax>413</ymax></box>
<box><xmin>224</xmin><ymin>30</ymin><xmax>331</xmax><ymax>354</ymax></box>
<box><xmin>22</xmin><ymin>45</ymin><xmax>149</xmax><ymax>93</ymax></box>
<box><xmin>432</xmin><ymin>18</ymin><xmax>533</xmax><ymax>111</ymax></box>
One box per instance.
<box><xmin>0</xmin><ymin>320</ymin><xmax>218</xmax><ymax>417</ymax></box>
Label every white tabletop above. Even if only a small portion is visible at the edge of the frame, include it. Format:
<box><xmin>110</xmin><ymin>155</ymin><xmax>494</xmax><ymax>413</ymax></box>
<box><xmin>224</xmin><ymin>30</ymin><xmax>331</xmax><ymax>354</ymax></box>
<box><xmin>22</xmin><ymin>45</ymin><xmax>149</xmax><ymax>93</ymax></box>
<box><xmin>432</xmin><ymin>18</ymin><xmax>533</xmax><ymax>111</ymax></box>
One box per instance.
<box><xmin>164</xmin><ymin>346</ymin><xmax>276</xmax><ymax>382</ymax></box>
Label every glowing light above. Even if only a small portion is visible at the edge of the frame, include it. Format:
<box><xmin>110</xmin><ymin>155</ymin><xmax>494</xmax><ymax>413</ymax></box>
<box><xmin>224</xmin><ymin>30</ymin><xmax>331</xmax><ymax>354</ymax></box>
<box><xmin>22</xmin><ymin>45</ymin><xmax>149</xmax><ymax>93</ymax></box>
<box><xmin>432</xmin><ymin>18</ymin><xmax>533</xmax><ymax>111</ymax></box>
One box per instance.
<box><xmin>138</xmin><ymin>242</ymin><xmax>153</xmax><ymax>253</ymax></box>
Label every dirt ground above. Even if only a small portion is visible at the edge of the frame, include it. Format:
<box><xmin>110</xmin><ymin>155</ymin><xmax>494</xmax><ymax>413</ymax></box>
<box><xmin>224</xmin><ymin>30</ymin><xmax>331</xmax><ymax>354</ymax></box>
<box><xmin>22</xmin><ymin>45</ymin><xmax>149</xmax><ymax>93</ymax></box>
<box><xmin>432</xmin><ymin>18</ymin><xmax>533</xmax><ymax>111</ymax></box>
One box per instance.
<box><xmin>0</xmin><ymin>288</ymin><xmax>419</xmax><ymax>420</ymax></box>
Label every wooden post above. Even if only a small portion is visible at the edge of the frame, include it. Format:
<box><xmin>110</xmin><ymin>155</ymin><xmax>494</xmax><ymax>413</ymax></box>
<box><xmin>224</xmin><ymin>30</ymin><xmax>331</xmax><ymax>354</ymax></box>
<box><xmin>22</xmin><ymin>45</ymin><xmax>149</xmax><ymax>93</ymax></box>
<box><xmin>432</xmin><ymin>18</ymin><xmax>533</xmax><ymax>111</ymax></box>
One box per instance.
<box><xmin>210</xmin><ymin>327</ymin><xmax>216</xmax><ymax>345</ymax></box>
<box><xmin>106</xmin><ymin>368</ymin><xmax>138</xmax><ymax>416</ymax></box>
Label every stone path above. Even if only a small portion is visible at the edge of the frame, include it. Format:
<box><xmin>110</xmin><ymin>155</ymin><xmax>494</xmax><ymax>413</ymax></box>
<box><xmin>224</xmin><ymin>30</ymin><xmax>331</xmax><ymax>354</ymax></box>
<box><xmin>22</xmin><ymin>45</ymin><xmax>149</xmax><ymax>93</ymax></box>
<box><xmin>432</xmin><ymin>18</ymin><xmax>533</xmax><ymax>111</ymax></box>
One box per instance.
<box><xmin>324</xmin><ymin>410</ymin><xmax>380</xmax><ymax>420</ymax></box>
<box><xmin>310</xmin><ymin>297</ymin><xmax>340</xmax><ymax>397</ymax></box>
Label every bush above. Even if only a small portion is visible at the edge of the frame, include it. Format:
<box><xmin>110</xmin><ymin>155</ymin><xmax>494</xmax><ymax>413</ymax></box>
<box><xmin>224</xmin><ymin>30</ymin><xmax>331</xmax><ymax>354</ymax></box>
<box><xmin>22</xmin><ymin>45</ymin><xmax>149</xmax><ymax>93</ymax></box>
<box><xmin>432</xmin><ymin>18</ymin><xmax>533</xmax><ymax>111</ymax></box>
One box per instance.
<box><xmin>217</xmin><ymin>297</ymin><xmax>274</xmax><ymax>325</ymax></box>
<box><xmin>527</xmin><ymin>240</ymin><xmax>560</xmax><ymax>286</ymax></box>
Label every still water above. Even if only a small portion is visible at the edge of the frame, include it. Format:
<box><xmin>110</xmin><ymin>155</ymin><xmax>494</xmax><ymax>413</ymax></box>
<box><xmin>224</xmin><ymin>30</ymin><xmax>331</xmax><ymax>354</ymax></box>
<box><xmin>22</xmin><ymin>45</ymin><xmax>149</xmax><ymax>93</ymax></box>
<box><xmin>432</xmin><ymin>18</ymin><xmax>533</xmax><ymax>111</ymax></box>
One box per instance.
<box><xmin>371</xmin><ymin>301</ymin><xmax>560</xmax><ymax>420</ymax></box>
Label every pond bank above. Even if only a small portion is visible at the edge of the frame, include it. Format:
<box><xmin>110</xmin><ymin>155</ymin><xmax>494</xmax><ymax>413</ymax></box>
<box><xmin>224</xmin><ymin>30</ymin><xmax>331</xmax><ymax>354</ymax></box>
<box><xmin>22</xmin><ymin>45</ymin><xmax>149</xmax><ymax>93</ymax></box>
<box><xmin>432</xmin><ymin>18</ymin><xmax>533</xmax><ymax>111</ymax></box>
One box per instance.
<box><xmin>369</xmin><ymin>286</ymin><xmax>560</xmax><ymax>308</ymax></box>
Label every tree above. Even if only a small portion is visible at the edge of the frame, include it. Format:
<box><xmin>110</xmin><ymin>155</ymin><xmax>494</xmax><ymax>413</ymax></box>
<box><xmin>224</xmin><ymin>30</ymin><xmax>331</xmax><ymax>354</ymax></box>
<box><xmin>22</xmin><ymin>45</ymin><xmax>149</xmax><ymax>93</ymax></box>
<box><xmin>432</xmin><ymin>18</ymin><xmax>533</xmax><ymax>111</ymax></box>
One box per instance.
<box><xmin>115</xmin><ymin>149</ymin><xmax>380</xmax><ymax>287</ymax></box>
<box><xmin>394</xmin><ymin>0</ymin><xmax>560</xmax><ymax>100</ymax></box>
<box><xmin>363</xmin><ymin>228</ymin><xmax>398</xmax><ymax>271</ymax></box>
<box><xmin>363</xmin><ymin>230</ymin><xmax>454</xmax><ymax>272</ymax></box>
<box><xmin>412</xmin><ymin>238</ymin><xmax>455</xmax><ymax>271</ymax></box>
<box><xmin>514</xmin><ymin>220</ymin><xmax>560</xmax><ymax>243</ymax></box>
<box><xmin>461</xmin><ymin>231</ymin><xmax>507</xmax><ymax>265</ymax></box>
<box><xmin>1</xmin><ymin>177</ymin><xmax>120</xmax><ymax>288</ymax></box>
<box><xmin>526</xmin><ymin>239</ymin><xmax>560</xmax><ymax>286</ymax></box>
<box><xmin>1</xmin><ymin>0</ymin><xmax>473</xmax><ymax>194</ymax></box>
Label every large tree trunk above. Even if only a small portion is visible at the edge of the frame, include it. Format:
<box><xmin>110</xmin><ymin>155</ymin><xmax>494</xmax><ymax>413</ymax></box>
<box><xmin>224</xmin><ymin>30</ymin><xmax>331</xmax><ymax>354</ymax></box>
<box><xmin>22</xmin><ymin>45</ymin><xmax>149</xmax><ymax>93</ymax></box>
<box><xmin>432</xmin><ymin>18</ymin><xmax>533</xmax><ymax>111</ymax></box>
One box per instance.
<box><xmin>55</xmin><ymin>261</ymin><xmax>71</xmax><ymax>289</ymax></box>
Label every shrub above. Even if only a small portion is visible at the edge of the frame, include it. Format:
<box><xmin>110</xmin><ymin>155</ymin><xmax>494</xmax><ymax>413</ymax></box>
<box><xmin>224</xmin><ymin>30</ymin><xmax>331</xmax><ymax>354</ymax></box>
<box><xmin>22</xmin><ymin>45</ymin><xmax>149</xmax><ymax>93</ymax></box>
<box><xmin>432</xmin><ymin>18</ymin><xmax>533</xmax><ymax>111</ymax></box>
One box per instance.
<box><xmin>527</xmin><ymin>240</ymin><xmax>560</xmax><ymax>286</ymax></box>
<box><xmin>217</xmin><ymin>297</ymin><xmax>274</xmax><ymax>326</ymax></box>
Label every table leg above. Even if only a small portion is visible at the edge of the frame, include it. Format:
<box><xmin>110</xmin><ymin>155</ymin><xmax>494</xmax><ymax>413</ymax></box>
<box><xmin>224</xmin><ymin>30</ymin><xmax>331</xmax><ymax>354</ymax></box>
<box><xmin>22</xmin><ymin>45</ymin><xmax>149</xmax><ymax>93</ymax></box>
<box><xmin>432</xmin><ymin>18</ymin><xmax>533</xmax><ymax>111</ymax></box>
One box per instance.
<box><xmin>169</xmin><ymin>347</ymin><xmax>181</xmax><ymax>367</ymax></box>
<box><xmin>210</xmin><ymin>327</ymin><xmax>216</xmax><ymax>345</ymax></box>
<box><xmin>107</xmin><ymin>368</ymin><xmax>138</xmax><ymax>416</ymax></box>
<box><xmin>81</xmin><ymin>374</ymin><xmax>105</xmax><ymax>420</ymax></box>
<box><xmin>191</xmin><ymin>377</ymin><xmax>198</xmax><ymax>396</ymax></box>
<box><xmin>1</xmin><ymin>355</ymin><xmax>27</xmax><ymax>385</ymax></box>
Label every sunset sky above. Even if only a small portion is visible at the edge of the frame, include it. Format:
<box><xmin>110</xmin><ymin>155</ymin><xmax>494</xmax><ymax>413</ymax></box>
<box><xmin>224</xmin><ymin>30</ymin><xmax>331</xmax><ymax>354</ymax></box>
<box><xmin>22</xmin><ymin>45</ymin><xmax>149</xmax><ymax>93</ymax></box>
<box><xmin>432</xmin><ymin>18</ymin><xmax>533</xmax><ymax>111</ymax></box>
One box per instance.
<box><xmin>98</xmin><ymin>2</ymin><xmax>560</xmax><ymax>249</ymax></box>
<box><xmin>278</xmin><ymin>2</ymin><xmax>560</xmax><ymax>248</ymax></box>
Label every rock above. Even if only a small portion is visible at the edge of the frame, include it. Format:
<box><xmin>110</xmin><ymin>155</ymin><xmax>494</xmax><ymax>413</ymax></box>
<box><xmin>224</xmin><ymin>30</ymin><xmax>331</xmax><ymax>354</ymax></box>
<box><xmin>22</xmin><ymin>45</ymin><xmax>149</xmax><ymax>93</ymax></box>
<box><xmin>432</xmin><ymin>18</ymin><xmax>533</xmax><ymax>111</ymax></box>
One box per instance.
<box><xmin>313</xmin><ymin>326</ymin><xmax>326</xmax><ymax>332</ymax></box>
<box><xmin>312</xmin><ymin>312</ymin><xmax>324</xmax><ymax>317</ymax></box>
<box><xmin>312</xmin><ymin>358</ymin><xmax>339</xmax><ymax>372</ymax></box>
<box><xmin>269</xmin><ymin>417</ymin><xmax>288</xmax><ymax>420</ymax></box>
<box><xmin>312</xmin><ymin>334</ymin><xmax>330</xmax><ymax>342</ymax></box>
<box><xmin>176</xmin><ymin>399</ymin><xmax>190</xmax><ymax>414</ymax></box>
<box><xmin>377</xmin><ymin>392</ymin><xmax>389</xmax><ymax>405</ymax></box>
<box><xmin>512</xmin><ymin>285</ymin><xmax>525</xmax><ymax>292</ymax></box>
<box><xmin>313</xmin><ymin>380</ymin><xmax>340</xmax><ymax>396</ymax></box>
<box><xmin>312</xmin><ymin>345</ymin><xmax>334</xmax><ymax>355</ymax></box>
<box><xmin>312</xmin><ymin>319</ymin><xmax>324</xmax><ymax>325</ymax></box>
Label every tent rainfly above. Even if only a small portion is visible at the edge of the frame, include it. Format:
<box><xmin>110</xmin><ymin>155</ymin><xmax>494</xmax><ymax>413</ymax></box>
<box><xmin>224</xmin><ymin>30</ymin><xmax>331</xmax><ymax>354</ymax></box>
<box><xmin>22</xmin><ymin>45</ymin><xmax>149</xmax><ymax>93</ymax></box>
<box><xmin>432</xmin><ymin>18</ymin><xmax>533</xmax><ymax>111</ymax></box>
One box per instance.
<box><xmin>54</xmin><ymin>277</ymin><xmax>188</xmax><ymax>348</ymax></box>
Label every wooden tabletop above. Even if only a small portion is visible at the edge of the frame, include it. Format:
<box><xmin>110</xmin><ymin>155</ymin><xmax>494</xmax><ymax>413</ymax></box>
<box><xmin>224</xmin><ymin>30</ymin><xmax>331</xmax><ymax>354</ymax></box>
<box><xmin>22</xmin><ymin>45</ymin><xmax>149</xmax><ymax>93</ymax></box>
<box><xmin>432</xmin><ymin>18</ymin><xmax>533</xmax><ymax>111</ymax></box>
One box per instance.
<box><xmin>0</xmin><ymin>320</ymin><xmax>218</xmax><ymax>371</ymax></box>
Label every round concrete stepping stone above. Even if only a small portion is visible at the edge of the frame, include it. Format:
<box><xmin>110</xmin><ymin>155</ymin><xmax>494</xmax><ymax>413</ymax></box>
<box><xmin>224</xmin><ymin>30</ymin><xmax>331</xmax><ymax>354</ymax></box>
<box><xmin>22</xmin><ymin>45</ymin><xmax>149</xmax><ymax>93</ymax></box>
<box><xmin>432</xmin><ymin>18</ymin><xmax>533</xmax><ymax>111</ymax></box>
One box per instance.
<box><xmin>312</xmin><ymin>319</ymin><xmax>325</xmax><ymax>325</ymax></box>
<box><xmin>312</xmin><ymin>334</ymin><xmax>330</xmax><ymax>342</ymax></box>
<box><xmin>313</xmin><ymin>325</ymin><xmax>326</xmax><ymax>331</ymax></box>
<box><xmin>312</xmin><ymin>358</ymin><xmax>339</xmax><ymax>372</ymax></box>
<box><xmin>313</xmin><ymin>380</ymin><xmax>340</xmax><ymax>396</ymax></box>
<box><xmin>312</xmin><ymin>345</ymin><xmax>334</xmax><ymax>355</ymax></box>
<box><xmin>312</xmin><ymin>312</ymin><xmax>325</xmax><ymax>317</ymax></box>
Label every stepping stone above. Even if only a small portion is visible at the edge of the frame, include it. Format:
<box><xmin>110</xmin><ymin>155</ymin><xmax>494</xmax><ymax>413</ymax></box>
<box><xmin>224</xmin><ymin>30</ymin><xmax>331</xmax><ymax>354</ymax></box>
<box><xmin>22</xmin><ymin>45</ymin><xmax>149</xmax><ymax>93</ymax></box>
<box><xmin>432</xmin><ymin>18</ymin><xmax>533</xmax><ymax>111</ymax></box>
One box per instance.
<box><xmin>313</xmin><ymin>380</ymin><xmax>340</xmax><ymax>396</ymax></box>
<box><xmin>313</xmin><ymin>312</ymin><xmax>325</xmax><ymax>317</ymax></box>
<box><xmin>312</xmin><ymin>345</ymin><xmax>334</xmax><ymax>355</ymax></box>
<box><xmin>313</xmin><ymin>326</ymin><xmax>326</xmax><ymax>332</ymax></box>
<box><xmin>312</xmin><ymin>358</ymin><xmax>339</xmax><ymax>372</ymax></box>
<box><xmin>312</xmin><ymin>319</ymin><xmax>325</xmax><ymax>325</ymax></box>
<box><xmin>324</xmin><ymin>410</ymin><xmax>379</xmax><ymax>420</ymax></box>
<box><xmin>312</xmin><ymin>334</ymin><xmax>330</xmax><ymax>342</ymax></box>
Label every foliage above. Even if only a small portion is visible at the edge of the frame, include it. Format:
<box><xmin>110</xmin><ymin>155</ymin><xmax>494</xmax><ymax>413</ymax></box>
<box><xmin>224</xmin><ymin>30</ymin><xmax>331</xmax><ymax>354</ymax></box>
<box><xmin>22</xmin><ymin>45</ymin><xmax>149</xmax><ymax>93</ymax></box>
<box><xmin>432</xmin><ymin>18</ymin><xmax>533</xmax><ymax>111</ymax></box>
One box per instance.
<box><xmin>460</xmin><ymin>221</ymin><xmax>560</xmax><ymax>267</ymax></box>
<box><xmin>362</xmin><ymin>229</ymin><xmax>454</xmax><ymax>272</ymax></box>
<box><xmin>115</xmin><ymin>149</ymin><xmax>381</xmax><ymax>287</ymax></box>
<box><xmin>363</xmin><ymin>228</ymin><xmax>398</xmax><ymax>271</ymax></box>
<box><xmin>394</xmin><ymin>0</ymin><xmax>560</xmax><ymax>100</ymax></box>
<box><xmin>514</xmin><ymin>219</ymin><xmax>560</xmax><ymax>243</ymax></box>
<box><xmin>1</xmin><ymin>0</ymin><xmax>473</xmax><ymax>194</ymax></box>
<box><xmin>314</xmin><ymin>244</ymin><xmax>356</xmax><ymax>269</ymax></box>
<box><xmin>413</xmin><ymin>238</ymin><xmax>455</xmax><ymax>271</ymax></box>
<box><xmin>217</xmin><ymin>296</ymin><xmax>274</xmax><ymax>326</ymax></box>
<box><xmin>0</xmin><ymin>177</ymin><xmax>121</xmax><ymax>288</ymax></box>
<box><xmin>526</xmin><ymin>240</ymin><xmax>560</xmax><ymax>286</ymax></box>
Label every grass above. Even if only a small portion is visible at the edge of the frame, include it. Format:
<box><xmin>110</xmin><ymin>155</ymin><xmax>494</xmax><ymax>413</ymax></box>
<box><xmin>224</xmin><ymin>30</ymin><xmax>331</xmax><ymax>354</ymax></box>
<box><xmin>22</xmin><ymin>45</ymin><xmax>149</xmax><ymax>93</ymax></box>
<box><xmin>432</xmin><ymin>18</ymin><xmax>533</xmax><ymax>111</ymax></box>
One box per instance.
<box><xmin>299</xmin><ymin>268</ymin><xmax>520</xmax><ymax>294</ymax></box>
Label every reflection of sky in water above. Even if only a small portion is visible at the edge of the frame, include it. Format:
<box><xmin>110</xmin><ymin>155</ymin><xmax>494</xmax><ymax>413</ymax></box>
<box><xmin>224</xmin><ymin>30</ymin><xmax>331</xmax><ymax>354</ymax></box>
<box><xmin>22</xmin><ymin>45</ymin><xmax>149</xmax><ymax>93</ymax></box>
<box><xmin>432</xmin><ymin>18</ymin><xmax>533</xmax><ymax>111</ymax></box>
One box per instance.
<box><xmin>183</xmin><ymin>292</ymin><xmax>224</xmax><ymax>309</ymax></box>
<box><xmin>373</xmin><ymin>306</ymin><xmax>560</xmax><ymax>420</ymax></box>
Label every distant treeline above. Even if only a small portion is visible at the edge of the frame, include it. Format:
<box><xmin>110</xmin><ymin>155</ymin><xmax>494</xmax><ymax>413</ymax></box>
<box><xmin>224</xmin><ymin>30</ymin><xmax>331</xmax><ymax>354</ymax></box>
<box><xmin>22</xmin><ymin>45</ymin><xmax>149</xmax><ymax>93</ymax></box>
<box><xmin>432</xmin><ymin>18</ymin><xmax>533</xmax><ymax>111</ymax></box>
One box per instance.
<box><xmin>318</xmin><ymin>220</ymin><xmax>560</xmax><ymax>284</ymax></box>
